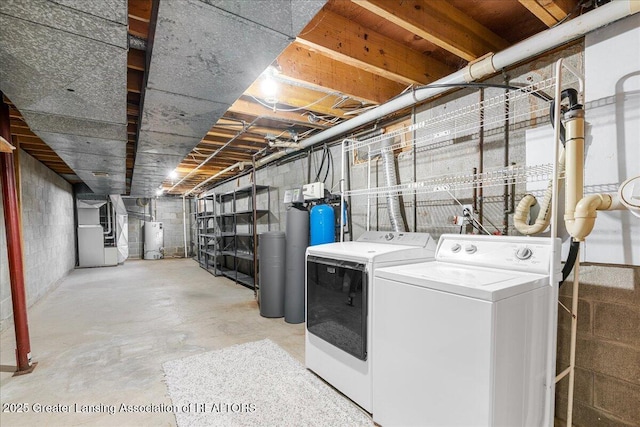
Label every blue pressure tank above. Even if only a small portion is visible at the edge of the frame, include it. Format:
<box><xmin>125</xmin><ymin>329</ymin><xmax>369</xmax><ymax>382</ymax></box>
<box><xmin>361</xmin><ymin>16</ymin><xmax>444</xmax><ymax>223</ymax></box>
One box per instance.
<box><xmin>310</xmin><ymin>204</ymin><xmax>335</xmax><ymax>245</ymax></box>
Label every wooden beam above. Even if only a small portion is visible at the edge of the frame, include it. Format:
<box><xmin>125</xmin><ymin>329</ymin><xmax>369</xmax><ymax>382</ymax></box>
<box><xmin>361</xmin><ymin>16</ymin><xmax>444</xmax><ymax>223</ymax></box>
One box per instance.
<box><xmin>127</xmin><ymin>49</ymin><xmax>146</xmax><ymax>71</ymax></box>
<box><xmin>518</xmin><ymin>0</ymin><xmax>575</xmax><ymax>27</ymax></box>
<box><xmin>352</xmin><ymin>0</ymin><xmax>509</xmax><ymax>61</ymax></box>
<box><xmin>15</xmin><ymin>135</ymin><xmax>47</xmax><ymax>145</ymax></box>
<box><xmin>197</xmin><ymin>143</ymin><xmax>263</xmax><ymax>154</ymax></box>
<box><xmin>297</xmin><ymin>9</ymin><xmax>452</xmax><ymax>86</ymax></box>
<box><xmin>205</xmin><ymin>129</ymin><xmax>266</xmax><ymax>144</ymax></box>
<box><xmin>10</xmin><ymin>127</ymin><xmax>38</xmax><ymax>139</ymax></box>
<box><xmin>127</xmin><ymin>69</ymin><xmax>143</xmax><ymax>93</ymax></box>
<box><xmin>202</xmin><ymin>136</ymin><xmax>266</xmax><ymax>150</ymax></box>
<box><xmin>278</xmin><ymin>42</ymin><xmax>406</xmax><ymax>104</ymax></box>
<box><xmin>128</xmin><ymin>17</ymin><xmax>149</xmax><ymax>40</ymax></box>
<box><xmin>127</xmin><ymin>103</ymin><xmax>140</xmax><ymax>116</ymax></box>
<box><xmin>0</xmin><ymin>136</ymin><xmax>15</xmax><ymax>152</ymax></box>
<box><xmin>129</xmin><ymin>0</ymin><xmax>152</xmax><ymax>21</ymax></box>
<box><xmin>214</xmin><ymin>118</ymin><xmax>317</xmax><ymax>139</ymax></box>
<box><xmin>244</xmin><ymin>80</ymin><xmax>348</xmax><ymax>118</ymax></box>
<box><xmin>228</xmin><ymin>97</ymin><xmax>324</xmax><ymax>128</ymax></box>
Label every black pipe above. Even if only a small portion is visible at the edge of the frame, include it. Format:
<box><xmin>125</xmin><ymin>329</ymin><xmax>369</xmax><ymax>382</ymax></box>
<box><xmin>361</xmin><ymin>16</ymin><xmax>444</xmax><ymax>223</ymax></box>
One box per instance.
<box><xmin>560</xmin><ymin>241</ymin><xmax>581</xmax><ymax>286</ymax></box>
<box><xmin>550</xmin><ymin>88</ymin><xmax>582</xmax><ymax>146</ymax></box>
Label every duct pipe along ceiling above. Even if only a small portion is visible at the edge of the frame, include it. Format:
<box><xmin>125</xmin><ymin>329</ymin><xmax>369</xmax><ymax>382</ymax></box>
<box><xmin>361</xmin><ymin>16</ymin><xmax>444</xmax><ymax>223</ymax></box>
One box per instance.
<box><xmin>130</xmin><ymin>0</ymin><xmax>326</xmax><ymax>196</ymax></box>
<box><xmin>243</xmin><ymin>0</ymin><xmax>639</xmax><ymax>174</ymax></box>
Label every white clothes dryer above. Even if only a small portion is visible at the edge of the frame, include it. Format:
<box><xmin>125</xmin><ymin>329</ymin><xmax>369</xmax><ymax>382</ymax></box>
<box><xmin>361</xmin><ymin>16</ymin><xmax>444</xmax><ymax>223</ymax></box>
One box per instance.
<box><xmin>305</xmin><ymin>231</ymin><xmax>436</xmax><ymax>413</ymax></box>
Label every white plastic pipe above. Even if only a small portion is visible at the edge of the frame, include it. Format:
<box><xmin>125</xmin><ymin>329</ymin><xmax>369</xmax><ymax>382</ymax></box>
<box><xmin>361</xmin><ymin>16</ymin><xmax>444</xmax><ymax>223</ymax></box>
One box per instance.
<box><xmin>250</xmin><ymin>0</ymin><xmax>639</xmax><ymax>171</ymax></box>
<box><xmin>514</xmin><ymin>150</ymin><xmax>566</xmax><ymax>235</ymax></box>
<box><xmin>569</xmin><ymin>193</ymin><xmax>625</xmax><ymax>240</ymax></box>
<box><xmin>182</xmin><ymin>195</ymin><xmax>188</xmax><ymax>258</ymax></box>
<box><xmin>182</xmin><ymin>1</ymin><xmax>638</xmax><ymax>197</ymax></box>
<box><xmin>563</xmin><ymin>111</ymin><xmax>585</xmax><ymax>237</ymax></box>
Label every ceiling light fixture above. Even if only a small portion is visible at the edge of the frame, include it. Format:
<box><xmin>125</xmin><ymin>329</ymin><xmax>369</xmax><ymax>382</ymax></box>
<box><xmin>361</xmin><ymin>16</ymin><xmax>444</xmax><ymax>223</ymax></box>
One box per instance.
<box><xmin>91</xmin><ymin>171</ymin><xmax>109</xmax><ymax>177</ymax></box>
<box><xmin>261</xmin><ymin>66</ymin><xmax>279</xmax><ymax>104</ymax></box>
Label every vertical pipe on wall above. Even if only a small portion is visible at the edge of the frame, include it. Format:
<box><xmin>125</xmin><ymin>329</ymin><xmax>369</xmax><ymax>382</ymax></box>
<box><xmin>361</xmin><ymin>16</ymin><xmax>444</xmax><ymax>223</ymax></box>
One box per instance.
<box><xmin>502</xmin><ymin>74</ymin><xmax>510</xmax><ymax>235</ymax></box>
<box><xmin>478</xmin><ymin>89</ymin><xmax>485</xmax><ymax>225</ymax></box>
<box><xmin>412</xmin><ymin>106</ymin><xmax>417</xmax><ymax>232</ymax></box>
<box><xmin>566</xmin><ymin>257</ymin><xmax>580</xmax><ymax>427</ymax></box>
<box><xmin>0</xmin><ymin>94</ymin><xmax>35</xmax><ymax>374</ymax></box>
<box><xmin>182</xmin><ymin>195</ymin><xmax>187</xmax><ymax>258</ymax></box>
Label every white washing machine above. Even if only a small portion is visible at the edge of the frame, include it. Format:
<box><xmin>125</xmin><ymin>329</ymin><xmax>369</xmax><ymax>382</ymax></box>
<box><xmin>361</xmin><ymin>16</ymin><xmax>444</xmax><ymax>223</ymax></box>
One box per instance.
<box><xmin>305</xmin><ymin>231</ymin><xmax>436</xmax><ymax>413</ymax></box>
<box><xmin>373</xmin><ymin>234</ymin><xmax>561</xmax><ymax>427</ymax></box>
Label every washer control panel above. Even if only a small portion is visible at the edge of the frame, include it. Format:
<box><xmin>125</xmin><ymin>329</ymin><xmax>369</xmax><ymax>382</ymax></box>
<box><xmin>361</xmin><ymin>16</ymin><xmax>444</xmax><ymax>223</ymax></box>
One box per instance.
<box><xmin>436</xmin><ymin>234</ymin><xmax>559</xmax><ymax>275</ymax></box>
<box><xmin>357</xmin><ymin>231</ymin><xmax>434</xmax><ymax>247</ymax></box>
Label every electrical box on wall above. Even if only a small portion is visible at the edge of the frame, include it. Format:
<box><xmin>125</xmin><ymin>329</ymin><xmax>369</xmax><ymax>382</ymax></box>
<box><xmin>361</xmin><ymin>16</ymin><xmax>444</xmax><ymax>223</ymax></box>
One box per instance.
<box><xmin>284</xmin><ymin>188</ymin><xmax>304</xmax><ymax>204</ymax></box>
<box><xmin>303</xmin><ymin>182</ymin><xmax>324</xmax><ymax>200</ymax></box>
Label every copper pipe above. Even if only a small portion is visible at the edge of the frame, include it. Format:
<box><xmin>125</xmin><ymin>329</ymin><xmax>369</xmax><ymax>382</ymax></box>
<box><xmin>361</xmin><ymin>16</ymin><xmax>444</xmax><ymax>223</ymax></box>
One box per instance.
<box><xmin>0</xmin><ymin>94</ymin><xmax>34</xmax><ymax>374</ymax></box>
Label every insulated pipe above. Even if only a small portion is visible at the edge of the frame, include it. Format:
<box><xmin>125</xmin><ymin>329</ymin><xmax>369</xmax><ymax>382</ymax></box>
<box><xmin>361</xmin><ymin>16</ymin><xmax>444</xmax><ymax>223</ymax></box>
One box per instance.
<box><xmin>249</xmin><ymin>1</ymin><xmax>638</xmax><ymax>172</ymax></box>
<box><xmin>0</xmin><ymin>94</ymin><xmax>34</xmax><ymax>373</ymax></box>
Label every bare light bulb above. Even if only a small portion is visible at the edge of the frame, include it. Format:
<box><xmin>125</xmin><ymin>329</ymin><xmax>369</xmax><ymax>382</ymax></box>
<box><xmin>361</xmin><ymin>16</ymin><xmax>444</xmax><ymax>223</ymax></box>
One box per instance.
<box><xmin>260</xmin><ymin>66</ymin><xmax>280</xmax><ymax>104</ymax></box>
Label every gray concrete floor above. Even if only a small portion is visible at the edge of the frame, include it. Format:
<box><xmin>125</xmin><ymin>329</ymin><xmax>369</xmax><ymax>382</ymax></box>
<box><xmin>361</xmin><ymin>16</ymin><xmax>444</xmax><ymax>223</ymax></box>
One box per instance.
<box><xmin>0</xmin><ymin>259</ymin><xmax>305</xmax><ymax>426</ymax></box>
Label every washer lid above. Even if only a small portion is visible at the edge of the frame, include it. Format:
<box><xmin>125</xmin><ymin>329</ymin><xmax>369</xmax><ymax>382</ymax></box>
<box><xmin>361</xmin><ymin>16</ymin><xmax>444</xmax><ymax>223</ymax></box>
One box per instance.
<box><xmin>375</xmin><ymin>262</ymin><xmax>549</xmax><ymax>301</ymax></box>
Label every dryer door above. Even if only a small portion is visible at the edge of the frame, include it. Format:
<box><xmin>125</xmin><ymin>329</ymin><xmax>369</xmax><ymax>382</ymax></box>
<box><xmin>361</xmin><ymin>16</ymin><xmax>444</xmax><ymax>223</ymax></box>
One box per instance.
<box><xmin>306</xmin><ymin>256</ymin><xmax>368</xmax><ymax>360</ymax></box>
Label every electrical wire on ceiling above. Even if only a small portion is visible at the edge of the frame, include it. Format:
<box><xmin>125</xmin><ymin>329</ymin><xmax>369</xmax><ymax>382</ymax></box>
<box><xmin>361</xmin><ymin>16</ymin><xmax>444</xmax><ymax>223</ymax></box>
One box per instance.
<box><xmin>552</xmin><ymin>0</ymin><xmax>592</xmax><ymax>27</ymax></box>
<box><xmin>302</xmin><ymin>111</ymin><xmax>343</xmax><ymax>126</ymax></box>
<box><xmin>248</xmin><ymin>93</ymin><xmax>341</xmax><ymax>113</ymax></box>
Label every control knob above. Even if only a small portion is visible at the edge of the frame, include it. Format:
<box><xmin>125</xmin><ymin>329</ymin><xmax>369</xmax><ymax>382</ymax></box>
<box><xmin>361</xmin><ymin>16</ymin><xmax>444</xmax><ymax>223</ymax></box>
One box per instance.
<box><xmin>464</xmin><ymin>245</ymin><xmax>477</xmax><ymax>254</ymax></box>
<box><xmin>451</xmin><ymin>243</ymin><xmax>461</xmax><ymax>253</ymax></box>
<box><xmin>515</xmin><ymin>247</ymin><xmax>533</xmax><ymax>260</ymax></box>
<box><xmin>385</xmin><ymin>233</ymin><xmax>394</xmax><ymax>241</ymax></box>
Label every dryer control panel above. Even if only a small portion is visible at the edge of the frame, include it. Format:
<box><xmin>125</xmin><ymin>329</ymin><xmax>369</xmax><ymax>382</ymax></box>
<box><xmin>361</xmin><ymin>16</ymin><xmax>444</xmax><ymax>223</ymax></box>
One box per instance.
<box><xmin>436</xmin><ymin>234</ymin><xmax>560</xmax><ymax>275</ymax></box>
<box><xmin>357</xmin><ymin>231</ymin><xmax>433</xmax><ymax>248</ymax></box>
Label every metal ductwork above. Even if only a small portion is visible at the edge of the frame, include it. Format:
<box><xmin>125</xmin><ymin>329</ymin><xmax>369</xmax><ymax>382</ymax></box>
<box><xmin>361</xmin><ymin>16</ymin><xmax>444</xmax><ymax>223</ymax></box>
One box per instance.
<box><xmin>0</xmin><ymin>0</ymin><xmax>128</xmax><ymax>195</ymax></box>
<box><xmin>130</xmin><ymin>0</ymin><xmax>326</xmax><ymax>196</ymax></box>
<box><xmin>381</xmin><ymin>137</ymin><xmax>405</xmax><ymax>232</ymax></box>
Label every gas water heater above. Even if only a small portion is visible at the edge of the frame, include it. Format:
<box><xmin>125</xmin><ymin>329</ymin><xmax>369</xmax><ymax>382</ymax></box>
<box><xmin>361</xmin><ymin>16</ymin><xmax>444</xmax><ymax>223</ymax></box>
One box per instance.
<box><xmin>144</xmin><ymin>221</ymin><xmax>164</xmax><ymax>260</ymax></box>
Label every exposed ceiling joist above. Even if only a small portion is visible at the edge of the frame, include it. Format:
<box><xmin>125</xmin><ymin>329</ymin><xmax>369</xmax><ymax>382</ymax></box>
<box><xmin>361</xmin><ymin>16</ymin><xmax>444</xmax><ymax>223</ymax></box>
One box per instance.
<box><xmin>296</xmin><ymin>9</ymin><xmax>454</xmax><ymax>85</ymax></box>
<box><xmin>127</xmin><ymin>49</ymin><xmax>145</xmax><ymax>71</ymax></box>
<box><xmin>279</xmin><ymin>42</ymin><xmax>407</xmax><ymax>104</ymax></box>
<box><xmin>518</xmin><ymin>0</ymin><xmax>575</xmax><ymax>26</ymax></box>
<box><xmin>227</xmin><ymin>97</ymin><xmax>328</xmax><ymax>129</ymax></box>
<box><xmin>244</xmin><ymin>80</ymin><xmax>347</xmax><ymax>118</ymax></box>
<box><xmin>352</xmin><ymin>0</ymin><xmax>509</xmax><ymax>61</ymax></box>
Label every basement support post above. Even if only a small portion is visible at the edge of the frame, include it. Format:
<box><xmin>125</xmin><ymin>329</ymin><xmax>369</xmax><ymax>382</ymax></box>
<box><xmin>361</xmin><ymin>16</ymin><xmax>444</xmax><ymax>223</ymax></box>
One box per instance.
<box><xmin>0</xmin><ymin>93</ymin><xmax>35</xmax><ymax>375</ymax></box>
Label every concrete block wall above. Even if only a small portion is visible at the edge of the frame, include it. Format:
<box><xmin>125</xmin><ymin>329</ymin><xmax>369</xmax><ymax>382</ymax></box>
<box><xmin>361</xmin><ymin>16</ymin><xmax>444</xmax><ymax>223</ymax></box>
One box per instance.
<box><xmin>0</xmin><ymin>151</ymin><xmax>75</xmax><ymax>332</ymax></box>
<box><xmin>555</xmin><ymin>265</ymin><xmax>640</xmax><ymax>426</ymax></box>
<box><xmin>124</xmin><ymin>197</ymin><xmax>192</xmax><ymax>259</ymax></box>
